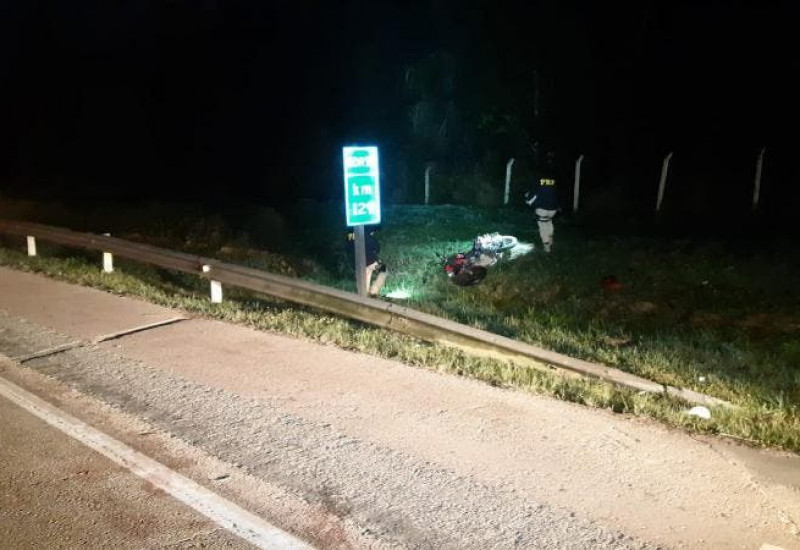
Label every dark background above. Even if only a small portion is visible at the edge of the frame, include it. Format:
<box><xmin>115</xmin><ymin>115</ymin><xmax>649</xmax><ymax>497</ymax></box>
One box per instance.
<box><xmin>1</xmin><ymin>1</ymin><xmax>798</xmax><ymax>225</ymax></box>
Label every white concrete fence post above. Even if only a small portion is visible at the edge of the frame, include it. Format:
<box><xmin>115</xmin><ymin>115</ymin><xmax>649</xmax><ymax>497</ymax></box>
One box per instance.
<box><xmin>102</xmin><ymin>233</ymin><xmax>113</xmax><ymax>273</ymax></box>
<box><xmin>573</xmin><ymin>154</ymin><xmax>584</xmax><ymax>213</ymax></box>
<box><xmin>424</xmin><ymin>164</ymin><xmax>433</xmax><ymax>205</ymax></box>
<box><xmin>26</xmin><ymin>236</ymin><xmax>37</xmax><ymax>257</ymax></box>
<box><xmin>202</xmin><ymin>265</ymin><xmax>223</xmax><ymax>303</ymax></box>
<box><xmin>504</xmin><ymin>158</ymin><xmax>515</xmax><ymax>205</ymax></box>
<box><xmin>656</xmin><ymin>151</ymin><xmax>673</xmax><ymax>213</ymax></box>
<box><xmin>752</xmin><ymin>146</ymin><xmax>766</xmax><ymax>211</ymax></box>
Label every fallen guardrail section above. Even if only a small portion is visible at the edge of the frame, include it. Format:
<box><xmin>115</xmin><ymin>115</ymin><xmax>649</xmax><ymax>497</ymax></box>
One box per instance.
<box><xmin>0</xmin><ymin>219</ymin><xmax>729</xmax><ymax>408</ymax></box>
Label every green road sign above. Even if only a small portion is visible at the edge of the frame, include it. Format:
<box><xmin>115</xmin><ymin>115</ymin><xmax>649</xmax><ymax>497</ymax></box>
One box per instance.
<box><xmin>343</xmin><ymin>146</ymin><xmax>381</xmax><ymax>226</ymax></box>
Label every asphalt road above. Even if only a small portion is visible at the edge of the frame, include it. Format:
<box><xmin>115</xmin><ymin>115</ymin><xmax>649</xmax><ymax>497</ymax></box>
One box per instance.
<box><xmin>0</xmin><ymin>387</ymin><xmax>252</xmax><ymax>549</ymax></box>
<box><xmin>1</xmin><ymin>266</ymin><xmax>799</xmax><ymax>549</ymax></box>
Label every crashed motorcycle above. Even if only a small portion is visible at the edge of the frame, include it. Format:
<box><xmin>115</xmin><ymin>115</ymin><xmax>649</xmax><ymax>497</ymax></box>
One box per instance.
<box><xmin>442</xmin><ymin>233</ymin><xmax>522</xmax><ymax>286</ymax></box>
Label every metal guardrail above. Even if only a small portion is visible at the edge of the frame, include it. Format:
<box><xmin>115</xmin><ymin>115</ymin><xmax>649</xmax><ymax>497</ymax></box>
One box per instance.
<box><xmin>0</xmin><ymin>219</ymin><xmax>729</xmax><ymax>408</ymax></box>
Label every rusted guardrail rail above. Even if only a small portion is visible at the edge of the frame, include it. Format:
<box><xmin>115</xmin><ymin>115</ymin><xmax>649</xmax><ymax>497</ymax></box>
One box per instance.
<box><xmin>0</xmin><ymin>219</ymin><xmax>729</xmax><ymax>408</ymax></box>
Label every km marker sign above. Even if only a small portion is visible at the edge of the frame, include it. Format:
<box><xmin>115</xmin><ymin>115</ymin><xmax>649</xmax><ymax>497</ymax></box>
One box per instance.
<box><xmin>342</xmin><ymin>146</ymin><xmax>382</xmax><ymax>296</ymax></box>
<box><xmin>343</xmin><ymin>146</ymin><xmax>381</xmax><ymax>226</ymax></box>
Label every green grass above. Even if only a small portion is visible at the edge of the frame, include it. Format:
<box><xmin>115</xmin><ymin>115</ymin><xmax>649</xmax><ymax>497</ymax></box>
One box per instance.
<box><xmin>1</xmin><ymin>202</ymin><xmax>799</xmax><ymax>452</ymax></box>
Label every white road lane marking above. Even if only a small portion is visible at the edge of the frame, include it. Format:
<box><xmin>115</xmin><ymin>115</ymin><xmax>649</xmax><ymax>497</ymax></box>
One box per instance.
<box><xmin>0</xmin><ymin>375</ymin><xmax>314</xmax><ymax>550</ymax></box>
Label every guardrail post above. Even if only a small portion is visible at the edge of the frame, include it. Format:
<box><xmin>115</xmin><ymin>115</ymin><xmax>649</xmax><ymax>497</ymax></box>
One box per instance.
<box><xmin>26</xmin><ymin>236</ymin><xmax>37</xmax><ymax>257</ymax></box>
<box><xmin>102</xmin><ymin>233</ymin><xmax>113</xmax><ymax>273</ymax></box>
<box><xmin>210</xmin><ymin>280</ymin><xmax>223</xmax><ymax>303</ymax></box>
<box><xmin>202</xmin><ymin>265</ymin><xmax>223</xmax><ymax>303</ymax></box>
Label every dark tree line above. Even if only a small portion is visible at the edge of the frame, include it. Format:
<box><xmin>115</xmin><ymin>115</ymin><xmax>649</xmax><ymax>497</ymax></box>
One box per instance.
<box><xmin>1</xmin><ymin>0</ymin><xmax>798</xmax><ymax>223</ymax></box>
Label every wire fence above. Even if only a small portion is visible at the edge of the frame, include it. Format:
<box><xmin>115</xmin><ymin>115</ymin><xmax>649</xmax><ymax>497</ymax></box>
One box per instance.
<box><xmin>416</xmin><ymin>146</ymin><xmax>799</xmax><ymax>234</ymax></box>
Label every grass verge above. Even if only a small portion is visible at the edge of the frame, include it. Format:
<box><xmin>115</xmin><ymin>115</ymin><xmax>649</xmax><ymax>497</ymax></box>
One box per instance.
<box><xmin>1</xmin><ymin>241</ymin><xmax>799</xmax><ymax>453</ymax></box>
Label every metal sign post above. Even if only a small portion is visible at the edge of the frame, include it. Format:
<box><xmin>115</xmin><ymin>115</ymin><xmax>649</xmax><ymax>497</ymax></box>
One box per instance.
<box><xmin>343</xmin><ymin>146</ymin><xmax>381</xmax><ymax>297</ymax></box>
<box><xmin>353</xmin><ymin>225</ymin><xmax>367</xmax><ymax>296</ymax></box>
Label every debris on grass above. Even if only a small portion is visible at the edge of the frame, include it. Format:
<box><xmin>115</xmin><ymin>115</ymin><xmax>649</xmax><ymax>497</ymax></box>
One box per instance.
<box><xmin>686</xmin><ymin>406</ymin><xmax>712</xmax><ymax>420</ymax></box>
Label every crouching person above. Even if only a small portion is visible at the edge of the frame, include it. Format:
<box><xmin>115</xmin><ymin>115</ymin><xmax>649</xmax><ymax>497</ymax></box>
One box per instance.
<box><xmin>364</xmin><ymin>226</ymin><xmax>387</xmax><ymax>296</ymax></box>
<box><xmin>347</xmin><ymin>226</ymin><xmax>388</xmax><ymax>297</ymax></box>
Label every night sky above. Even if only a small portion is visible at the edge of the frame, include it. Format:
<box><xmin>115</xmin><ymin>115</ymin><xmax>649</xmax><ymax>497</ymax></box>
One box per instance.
<box><xmin>1</xmin><ymin>1</ymin><xmax>798</xmax><ymax>214</ymax></box>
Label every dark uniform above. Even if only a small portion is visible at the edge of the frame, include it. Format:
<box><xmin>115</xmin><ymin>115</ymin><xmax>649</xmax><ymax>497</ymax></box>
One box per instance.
<box><xmin>525</xmin><ymin>155</ymin><xmax>559</xmax><ymax>252</ymax></box>
<box><xmin>365</xmin><ymin>230</ymin><xmax>380</xmax><ymax>265</ymax></box>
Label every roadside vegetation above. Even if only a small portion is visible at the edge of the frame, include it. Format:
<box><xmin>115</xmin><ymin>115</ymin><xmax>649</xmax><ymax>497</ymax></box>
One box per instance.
<box><xmin>1</xmin><ymin>199</ymin><xmax>799</xmax><ymax>452</ymax></box>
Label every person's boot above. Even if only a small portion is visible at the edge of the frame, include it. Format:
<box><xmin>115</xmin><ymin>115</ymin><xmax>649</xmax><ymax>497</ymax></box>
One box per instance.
<box><xmin>543</xmin><ymin>242</ymin><xmax>552</xmax><ymax>253</ymax></box>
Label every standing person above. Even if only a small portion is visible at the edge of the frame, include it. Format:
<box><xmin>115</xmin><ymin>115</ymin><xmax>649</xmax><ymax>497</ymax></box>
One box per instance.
<box><xmin>524</xmin><ymin>151</ymin><xmax>559</xmax><ymax>253</ymax></box>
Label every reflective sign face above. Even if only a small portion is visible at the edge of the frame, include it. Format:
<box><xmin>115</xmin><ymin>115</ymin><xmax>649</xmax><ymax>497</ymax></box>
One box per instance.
<box><xmin>343</xmin><ymin>146</ymin><xmax>381</xmax><ymax>226</ymax></box>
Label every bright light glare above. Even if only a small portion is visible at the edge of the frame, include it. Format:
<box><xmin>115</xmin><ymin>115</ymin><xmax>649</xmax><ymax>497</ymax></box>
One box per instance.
<box><xmin>385</xmin><ymin>289</ymin><xmax>412</xmax><ymax>299</ymax></box>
